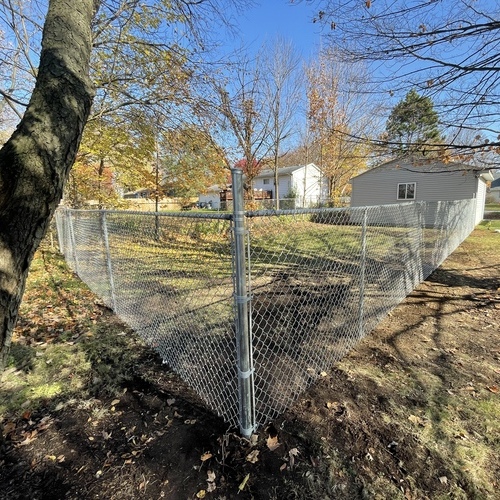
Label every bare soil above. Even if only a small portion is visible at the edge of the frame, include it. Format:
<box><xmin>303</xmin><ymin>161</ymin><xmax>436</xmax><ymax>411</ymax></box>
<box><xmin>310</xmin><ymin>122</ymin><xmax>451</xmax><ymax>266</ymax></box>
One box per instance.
<box><xmin>1</xmin><ymin>227</ymin><xmax>499</xmax><ymax>499</ymax></box>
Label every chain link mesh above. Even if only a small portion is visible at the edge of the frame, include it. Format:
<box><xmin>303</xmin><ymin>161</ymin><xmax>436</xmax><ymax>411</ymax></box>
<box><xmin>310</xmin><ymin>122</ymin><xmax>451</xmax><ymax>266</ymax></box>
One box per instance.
<box><xmin>55</xmin><ymin>198</ymin><xmax>476</xmax><ymax>430</ymax></box>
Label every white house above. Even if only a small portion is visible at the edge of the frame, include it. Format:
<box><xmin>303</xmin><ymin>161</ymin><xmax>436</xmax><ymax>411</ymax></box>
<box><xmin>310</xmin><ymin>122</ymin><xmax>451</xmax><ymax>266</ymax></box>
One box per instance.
<box><xmin>252</xmin><ymin>163</ymin><xmax>328</xmax><ymax>208</ymax></box>
<box><xmin>198</xmin><ymin>185</ymin><xmax>223</xmax><ymax>209</ymax></box>
<box><xmin>350</xmin><ymin>158</ymin><xmax>494</xmax><ymax>225</ymax></box>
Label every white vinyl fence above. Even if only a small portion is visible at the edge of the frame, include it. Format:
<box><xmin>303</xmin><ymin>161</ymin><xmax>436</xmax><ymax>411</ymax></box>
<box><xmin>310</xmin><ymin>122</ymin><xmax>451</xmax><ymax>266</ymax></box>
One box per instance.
<box><xmin>55</xmin><ymin>169</ymin><xmax>477</xmax><ymax>436</ymax></box>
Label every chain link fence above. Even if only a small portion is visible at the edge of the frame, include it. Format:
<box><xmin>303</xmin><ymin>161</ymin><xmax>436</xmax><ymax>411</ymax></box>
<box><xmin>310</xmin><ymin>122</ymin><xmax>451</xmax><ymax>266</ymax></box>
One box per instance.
<box><xmin>55</xmin><ymin>172</ymin><xmax>477</xmax><ymax>435</ymax></box>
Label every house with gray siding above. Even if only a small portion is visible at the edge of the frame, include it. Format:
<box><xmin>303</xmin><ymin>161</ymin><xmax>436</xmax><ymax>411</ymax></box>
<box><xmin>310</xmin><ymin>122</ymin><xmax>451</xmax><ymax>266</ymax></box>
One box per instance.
<box><xmin>350</xmin><ymin>158</ymin><xmax>494</xmax><ymax>225</ymax></box>
<box><xmin>489</xmin><ymin>175</ymin><xmax>500</xmax><ymax>203</ymax></box>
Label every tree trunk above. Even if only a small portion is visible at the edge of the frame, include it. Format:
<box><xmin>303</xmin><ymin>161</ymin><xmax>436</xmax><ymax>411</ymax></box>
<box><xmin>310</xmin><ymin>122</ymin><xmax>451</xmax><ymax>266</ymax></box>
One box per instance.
<box><xmin>0</xmin><ymin>0</ymin><xmax>95</xmax><ymax>370</ymax></box>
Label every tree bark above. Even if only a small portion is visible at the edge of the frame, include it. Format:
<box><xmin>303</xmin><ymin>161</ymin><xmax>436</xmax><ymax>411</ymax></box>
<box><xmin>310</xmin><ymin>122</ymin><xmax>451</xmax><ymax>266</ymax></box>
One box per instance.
<box><xmin>0</xmin><ymin>0</ymin><xmax>95</xmax><ymax>369</ymax></box>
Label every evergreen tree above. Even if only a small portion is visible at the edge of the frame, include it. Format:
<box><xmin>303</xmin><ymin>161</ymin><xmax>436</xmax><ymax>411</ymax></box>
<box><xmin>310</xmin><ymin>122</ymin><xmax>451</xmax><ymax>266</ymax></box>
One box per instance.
<box><xmin>385</xmin><ymin>89</ymin><xmax>442</xmax><ymax>157</ymax></box>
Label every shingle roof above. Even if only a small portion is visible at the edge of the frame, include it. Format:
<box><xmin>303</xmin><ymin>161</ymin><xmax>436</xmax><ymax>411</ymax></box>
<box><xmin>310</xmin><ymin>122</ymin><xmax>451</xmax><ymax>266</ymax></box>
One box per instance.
<box><xmin>353</xmin><ymin>158</ymin><xmax>492</xmax><ymax>179</ymax></box>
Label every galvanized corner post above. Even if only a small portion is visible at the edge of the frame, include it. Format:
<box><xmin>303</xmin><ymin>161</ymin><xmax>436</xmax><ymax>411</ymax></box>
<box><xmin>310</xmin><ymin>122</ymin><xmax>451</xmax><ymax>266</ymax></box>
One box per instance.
<box><xmin>100</xmin><ymin>211</ymin><xmax>117</xmax><ymax>312</ymax></box>
<box><xmin>231</xmin><ymin>168</ymin><xmax>256</xmax><ymax>438</ymax></box>
<box><xmin>358</xmin><ymin>207</ymin><xmax>368</xmax><ymax>339</ymax></box>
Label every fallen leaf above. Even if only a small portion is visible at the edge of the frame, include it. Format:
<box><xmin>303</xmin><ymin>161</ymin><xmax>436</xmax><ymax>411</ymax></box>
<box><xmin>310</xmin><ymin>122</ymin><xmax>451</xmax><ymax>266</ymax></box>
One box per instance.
<box><xmin>200</xmin><ymin>452</ymin><xmax>212</xmax><ymax>462</ymax></box>
<box><xmin>280</xmin><ymin>463</ymin><xmax>287</xmax><ymax>471</ymax></box>
<box><xmin>246</xmin><ymin>449</ymin><xmax>260</xmax><ymax>463</ymax></box>
<box><xmin>439</xmin><ymin>476</ymin><xmax>448</xmax><ymax>485</ymax></box>
<box><xmin>166</xmin><ymin>399</ymin><xmax>176</xmax><ymax>406</ymax></box>
<box><xmin>487</xmin><ymin>386</ymin><xmax>499</xmax><ymax>393</ymax></box>
<box><xmin>207</xmin><ymin>470</ymin><xmax>216</xmax><ymax>492</ymax></box>
<box><xmin>289</xmin><ymin>448</ymin><xmax>299</xmax><ymax>469</ymax></box>
<box><xmin>266</xmin><ymin>435</ymin><xmax>280</xmax><ymax>451</ymax></box>
<box><xmin>111</xmin><ymin>399</ymin><xmax>120</xmax><ymax>406</ymax></box>
<box><xmin>37</xmin><ymin>416</ymin><xmax>53</xmax><ymax>429</ymax></box>
<box><xmin>238</xmin><ymin>474</ymin><xmax>250</xmax><ymax>492</ymax></box>
<box><xmin>2</xmin><ymin>421</ymin><xmax>16</xmax><ymax>437</ymax></box>
<box><xmin>45</xmin><ymin>455</ymin><xmax>57</xmax><ymax>461</ymax></box>
<box><xmin>196</xmin><ymin>490</ymin><xmax>206</xmax><ymax>499</ymax></box>
<box><xmin>408</xmin><ymin>414</ymin><xmax>426</xmax><ymax>426</ymax></box>
<box><xmin>19</xmin><ymin>431</ymin><xmax>38</xmax><ymax>446</ymax></box>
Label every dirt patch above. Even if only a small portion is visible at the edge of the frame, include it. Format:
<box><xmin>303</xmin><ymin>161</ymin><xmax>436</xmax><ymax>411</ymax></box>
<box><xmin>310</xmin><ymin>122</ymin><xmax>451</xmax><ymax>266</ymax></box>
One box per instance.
<box><xmin>1</xmin><ymin>227</ymin><xmax>499</xmax><ymax>499</ymax></box>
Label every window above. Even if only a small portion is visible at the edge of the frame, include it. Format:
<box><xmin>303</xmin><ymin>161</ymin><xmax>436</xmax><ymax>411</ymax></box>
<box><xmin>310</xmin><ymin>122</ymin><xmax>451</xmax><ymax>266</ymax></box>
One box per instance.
<box><xmin>263</xmin><ymin>178</ymin><xmax>270</xmax><ymax>185</ymax></box>
<box><xmin>397</xmin><ymin>182</ymin><xmax>416</xmax><ymax>200</ymax></box>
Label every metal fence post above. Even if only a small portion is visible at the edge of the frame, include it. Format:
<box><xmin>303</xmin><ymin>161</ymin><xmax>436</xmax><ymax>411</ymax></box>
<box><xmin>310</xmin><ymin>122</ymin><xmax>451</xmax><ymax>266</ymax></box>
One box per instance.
<box><xmin>55</xmin><ymin>209</ymin><xmax>65</xmax><ymax>254</ymax></box>
<box><xmin>417</xmin><ymin>201</ymin><xmax>425</xmax><ymax>282</ymax></box>
<box><xmin>68</xmin><ymin>210</ymin><xmax>80</xmax><ymax>276</ymax></box>
<box><xmin>358</xmin><ymin>207</ymin><xmax>367</xmax><ymax>339</ymax></box>
<box><xmin>100</xmin><ymin>211</ymin><xmax>117</xmax><ymax>311</ymax></box>
<box><xmin>231</xmin><ymin>168</ymin><xmax>256</xmax><ymax>438</ymax></box>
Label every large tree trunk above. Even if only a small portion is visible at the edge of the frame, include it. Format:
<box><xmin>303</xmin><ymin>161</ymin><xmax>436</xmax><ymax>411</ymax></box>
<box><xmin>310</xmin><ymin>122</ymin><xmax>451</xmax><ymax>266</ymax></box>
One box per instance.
<box><xmin>0</xmin><ymin>0</ymin><xmax>95</xmax><ymax>369</ymax></box>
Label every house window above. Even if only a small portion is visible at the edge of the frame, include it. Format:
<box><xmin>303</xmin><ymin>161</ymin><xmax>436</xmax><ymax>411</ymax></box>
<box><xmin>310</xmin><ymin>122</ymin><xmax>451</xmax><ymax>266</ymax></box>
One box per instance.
<box><xmin>263</xmin><ymin>178</ymin><xmax>270</xmax><ymax>185</ymax></box>
<box><xmin>397</xmin><ymin>182</ymin><xmax>416</xmax><ymax>200</ymax></box>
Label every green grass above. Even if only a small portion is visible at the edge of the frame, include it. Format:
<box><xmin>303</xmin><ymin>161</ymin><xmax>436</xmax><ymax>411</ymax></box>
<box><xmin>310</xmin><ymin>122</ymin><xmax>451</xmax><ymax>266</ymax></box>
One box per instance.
<box><xmin>0</xmin><ymin>246</ymin><xmax>146</xmax><ymax>417</ymax></box>
<box><xmin>478</xmin><ymin>219</ymin><xmax>500</xmax><ymax>229</ymax></box>
<box><xmin>484</xmin><ymin>203</ymin><xmax>500</xmax><ymax>211</ymax></box>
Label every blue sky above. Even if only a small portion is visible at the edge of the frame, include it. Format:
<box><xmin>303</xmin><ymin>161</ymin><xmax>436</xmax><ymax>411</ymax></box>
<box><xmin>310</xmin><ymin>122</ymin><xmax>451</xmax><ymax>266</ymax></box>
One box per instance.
<box><xmin>236</xmin><ymin>1</ymin><xmax>323</xmax><ymax>59</ymax></box>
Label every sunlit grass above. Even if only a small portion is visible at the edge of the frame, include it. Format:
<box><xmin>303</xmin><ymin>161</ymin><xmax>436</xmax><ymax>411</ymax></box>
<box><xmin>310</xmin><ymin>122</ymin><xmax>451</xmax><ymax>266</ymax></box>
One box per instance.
<box><xmin>0</xmin><ymin>247</ymin><xmax>145</xmax><ymax>419</ymax></box>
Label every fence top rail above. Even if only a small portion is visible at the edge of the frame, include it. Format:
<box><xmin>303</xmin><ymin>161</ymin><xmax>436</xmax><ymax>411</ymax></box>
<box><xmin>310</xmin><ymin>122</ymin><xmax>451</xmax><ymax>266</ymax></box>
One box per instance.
<box><xmin>246</xmin><ymin>207</ymin><xmax>350</xmax><ymax>218</ymax></box>
<box><xmin>57</xmin><ymin>208</ymin><xmax>233</xmax><ymax>221</ymax></box>
<box><xmin>55</xmin><ymin>199</ymin><xmax>471</xmax><ymax>222</ymax></box>
<box><xmin>245</xmin><ymin>201</ymin><xmax>424</xmax><ymax>218</ymax></box>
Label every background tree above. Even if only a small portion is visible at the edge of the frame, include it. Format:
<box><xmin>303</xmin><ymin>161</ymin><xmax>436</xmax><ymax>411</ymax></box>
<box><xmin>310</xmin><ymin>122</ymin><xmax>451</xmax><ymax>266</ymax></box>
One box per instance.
<box><xmin>66</xmin><ymin>112</ymin><xmax>156</xmax><ymax>208</ymax></box>
<box><xmin>210</xmin><ymin>54</ymin><xmax>271</xmax><ymax>199</ymax></box>
<box><xmin>385</xmin><ymin>89</ymin><xmax>443</xmax><ymax>158</ymax></box>
<box><xmin>161</xmin><ymin>125</ymin><xmax>228</xmax><ymax>200</ymax></box>
<box><xmin>312</xmin><ymin>0</ymin><xmax>500</xmax><ymax>155</ymax></box>
<box><xmin>306</xmin><ymin>51</ymin><xmax>372</xmax><ymax>202</ymax></box>
<box><xmin>262</xmin><ymin>37</ymin><xmax>303</xmax><ymax>209</ymax></box>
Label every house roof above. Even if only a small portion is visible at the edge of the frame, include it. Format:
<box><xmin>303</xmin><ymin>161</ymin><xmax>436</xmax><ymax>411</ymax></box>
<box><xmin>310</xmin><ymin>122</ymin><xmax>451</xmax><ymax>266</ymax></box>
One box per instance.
<box><xmin>253</xmin><ymin>163</ymin><xmax>318</xmax><ymax>179</ymax></box>
<box><xmin>352</xmin><ymin>158</ymin><xmax>493</xmax><ymax>180</ymax></box>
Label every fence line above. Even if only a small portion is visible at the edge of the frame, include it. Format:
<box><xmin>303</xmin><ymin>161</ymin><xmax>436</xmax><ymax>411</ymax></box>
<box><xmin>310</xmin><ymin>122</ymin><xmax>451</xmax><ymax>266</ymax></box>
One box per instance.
<box><xmin>55</xmin><ymin>180</ymin><xmax>477</xmax><ymax>436</ymax></box>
